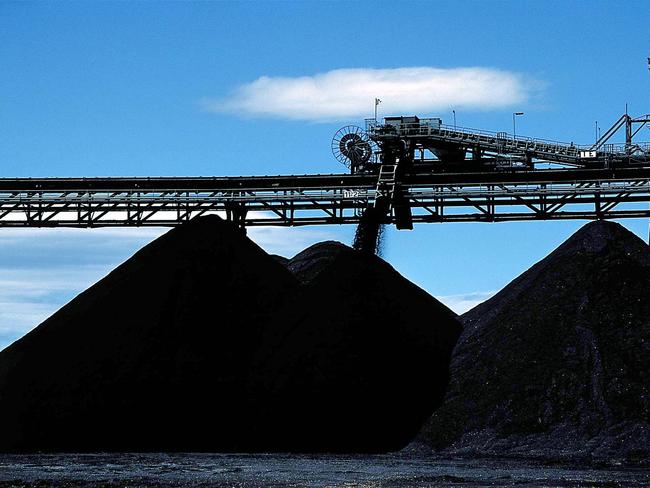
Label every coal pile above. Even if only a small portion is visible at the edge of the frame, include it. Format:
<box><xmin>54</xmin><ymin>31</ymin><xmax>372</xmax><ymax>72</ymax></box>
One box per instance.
<box><xmin>0</xmin><ymin>216</ymin><xmax>300</xmax><ymax>452</ymax></box>
<box><xmin>0</xmin><ymin>219</ymin><xmax>461</xmax><ymax>453</ymax></box>
<box><xmin>251</xmin><ymin>241</ymin><xmax>461</xmax><ymax>452</ymax></box>
<box><xmin>418</xmin><ymin>220</ymin><xmax>650</xmax><ymax>463</ymax></box>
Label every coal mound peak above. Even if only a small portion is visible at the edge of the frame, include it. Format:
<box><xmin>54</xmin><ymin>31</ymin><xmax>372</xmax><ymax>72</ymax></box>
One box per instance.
<box><xmin>418</xmin><ymin>219</ymin><xmax>650</xmax><ymax>463</ymax></box>
<box><xmin>286</xmin><ymin>240</ymin><xmax>349</xmax><ymax>283</ymax></box>
<box><xmin>253</xmin><ymin>241</ymin><xmax>461</xmax><ymax>452</ymax></box>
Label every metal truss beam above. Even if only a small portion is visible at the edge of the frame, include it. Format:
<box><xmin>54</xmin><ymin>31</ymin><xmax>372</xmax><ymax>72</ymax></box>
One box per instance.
<box><xmin>0</xmin><ymin>169</ymin><xmax>649</xmax><ymax>228</ymax></box>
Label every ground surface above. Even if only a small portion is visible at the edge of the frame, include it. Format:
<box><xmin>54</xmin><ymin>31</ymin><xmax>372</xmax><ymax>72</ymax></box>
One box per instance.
<box><xmin>0</xmin><ymin>453</ymin><xmax>648</xmax><ymax>487</ymax></box>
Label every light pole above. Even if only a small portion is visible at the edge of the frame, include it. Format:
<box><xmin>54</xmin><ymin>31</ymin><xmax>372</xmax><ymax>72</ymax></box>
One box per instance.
<box><xmin>452</xmin><ymin>109</ymin><xmax>456</xmax><ymax>129</ymax></box>
<box><xmin>512</xmin><ymin>112</ymin><xmax>524</xmax><ymax>140</ymax></box>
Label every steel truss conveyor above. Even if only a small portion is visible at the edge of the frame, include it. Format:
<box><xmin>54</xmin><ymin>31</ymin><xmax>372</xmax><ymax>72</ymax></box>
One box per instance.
<box><xmin>364</xmin><ymin>114</ymin><xmax>650</xmax><ymax>169</ymax></box>
<box><xmin>1</xmin><ymin>168</ymin><xmax>650</xmax><ymax>228</ymax></box>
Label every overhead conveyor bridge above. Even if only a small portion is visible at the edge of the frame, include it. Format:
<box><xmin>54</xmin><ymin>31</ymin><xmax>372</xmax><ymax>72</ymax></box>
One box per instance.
<box><xmin>0</xmin><ymin>168</ymin><xmax>650</xmax><ymax>228</ymax></box>
<box><xmin>3</xmin><ymin>112</ymin><xmax>650</xmax><ymax>230</ymax></box>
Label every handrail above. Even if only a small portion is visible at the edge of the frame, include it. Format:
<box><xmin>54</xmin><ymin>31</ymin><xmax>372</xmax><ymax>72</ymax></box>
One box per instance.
<box><xmin>368</xmin><ymin>120</ymin><xmax>650</xmax><ymax>158</ymax></box>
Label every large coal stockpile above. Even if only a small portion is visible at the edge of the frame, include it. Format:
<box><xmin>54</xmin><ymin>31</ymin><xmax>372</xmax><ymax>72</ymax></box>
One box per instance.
<box><xmin>0</xmin><ymin>216</ymin><xmax>300</xmax><ymax>452</ymax></box>
<box><xmin>251</xmin><ymin>241</ymin><xmax>462</xmax><ymax>452</ymax></box>
<box><xmin>418</xmin><ymin>220</ymin><xmax>650</xmax><ymax>463</ymax></box>
<box><xmin>0</xmin><ymin>222</ymin><xmax>461</xmax><ymax>453</ymax></box>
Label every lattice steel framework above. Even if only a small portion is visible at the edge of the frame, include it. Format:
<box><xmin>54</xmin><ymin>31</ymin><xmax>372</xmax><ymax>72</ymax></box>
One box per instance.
<box><xmin>1</xmin><ymin>168</ymin><xmax>650</xmax><ymax>228</ymax></box>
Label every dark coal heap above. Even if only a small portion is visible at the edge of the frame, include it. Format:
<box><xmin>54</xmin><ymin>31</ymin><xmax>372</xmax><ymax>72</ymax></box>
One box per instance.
<box><xmin>418</xmin><ymin>220</ymin><xmax>650</xmax><ymax>463</ymax></box>
<box><xmin>0</xmin><ymin>216</ymin><xmax>299</xmax><ymax>452</ymax></box>
<box><xmin>0</xmin><ymin>217</ymin><xmax>461</xmax><ymax>453</ymax></box>
<box><xmin>251</xmin><ymin>241</ymin><xmax>461</xmax><ymax>452</ymax></box>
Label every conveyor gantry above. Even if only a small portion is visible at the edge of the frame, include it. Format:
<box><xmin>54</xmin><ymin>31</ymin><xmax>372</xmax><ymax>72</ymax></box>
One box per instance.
<box><xmin>1</xmin><ymin>168</ymin><xmax>650</xmax><ymax>228</ymax></box>
<box><xmin>3</xmin><ymin>113</ymin><xmax>650</xmax><ymax>230</ymax></box>
<box><xmin>365</xmin><ymin>115</ymin><xmax>650</xmax><ymax>169</ymax></box>
<box><xmin>353</xmin><ymin>113</ymin><xmax>650</xmax><ymax>229</ymax></box>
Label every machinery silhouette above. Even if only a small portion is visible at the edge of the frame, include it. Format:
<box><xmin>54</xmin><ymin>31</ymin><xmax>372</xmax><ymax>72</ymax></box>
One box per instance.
<box><xmin>333</xmin><ymin>114</ymin><xmax>650</xmax><ymax>174</ymax></box>
<box><xmin>331</xmin><ymin>113</ymin><xmax>650</xmax><ymax>229</ymax></box>
<box><xmin>0</xmin><ymin>113</ymin><xmax>649</xmax><ymax>231</ymax></box>
<box><xmin>331</xmin><ymin>125</ymin><xmax>375</xmax><ymax>172</ymax></box>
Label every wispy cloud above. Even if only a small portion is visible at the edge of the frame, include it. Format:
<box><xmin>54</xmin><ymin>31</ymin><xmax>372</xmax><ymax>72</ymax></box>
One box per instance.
<box><xmin>0</xmin><ymin>267</ymin><xmax>110</xmax><ymax>351</ymax></box>
<box><xmin>203</xmin><ymin>67</ymin><xmax>538</xmax><ymax>122</ymax></box>
<box><xmin>436</xmin><ymin>290</ymin><xmax>495</xmax><ymax>315</ymax></box>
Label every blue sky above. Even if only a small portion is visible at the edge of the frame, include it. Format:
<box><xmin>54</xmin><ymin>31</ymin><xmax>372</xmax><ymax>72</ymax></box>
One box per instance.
<box><xmin>1</xmin><ymin>1</ymin><xmax>650</xmax><ymax>349</ymax></box>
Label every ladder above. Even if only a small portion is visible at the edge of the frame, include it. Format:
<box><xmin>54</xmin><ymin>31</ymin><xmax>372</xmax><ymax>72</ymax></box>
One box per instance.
<box><xmin>375</xmin><ymin>164</ymin><xmax>397</xmax><ymax>201</ymax></box>
<box><xmin>374</xmin><ymin>163</ymin><xmax>413</xmax><ymax>230</ymax></box>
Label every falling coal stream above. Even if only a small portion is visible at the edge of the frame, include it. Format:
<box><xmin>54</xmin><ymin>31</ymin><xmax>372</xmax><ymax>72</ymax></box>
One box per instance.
<box><xmin>352</xmin><ymin>206</ymin><xmax>385</xmax><ymax>256</ymax></box>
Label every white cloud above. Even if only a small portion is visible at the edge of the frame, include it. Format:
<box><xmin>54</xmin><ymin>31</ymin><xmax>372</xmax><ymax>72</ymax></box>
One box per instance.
<box><xmin>436</xmin><ymin>290</ymin><xmax>496</xmax><ymax>315</ymax></box>
<box><xmin>0</xmin><ymin>227</ymin><xmax>167</xmax><ymax>249</ymax></box>
<box><xmin>203</xmin><ymin>67</ymin><xmax>537</xmax><ymax>122</ymax></box>
<box><xmin>0</xmin><ymin>227</ymin><xmax>166</xmax><ymax>240</ymax></box>
<box><xmin>0</xmin><ymin>224</ymin><xmax>340</xmax><ymax>257</ymax></box>
<box><xmin>0</xmin><ymin>266</ymin><xmax>113</xmax><ymax>350</ymax></box>
<box><xmin>0</xmin><ymin>302</ymin><xmax>59</xmax><ymax>336</ymax></box>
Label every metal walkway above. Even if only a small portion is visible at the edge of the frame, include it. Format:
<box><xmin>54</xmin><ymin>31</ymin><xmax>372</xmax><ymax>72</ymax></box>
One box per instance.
<box><xmin>1</xmin><ymin>168</ymin><xmax>650</xmax><ymax>228</ymax></box>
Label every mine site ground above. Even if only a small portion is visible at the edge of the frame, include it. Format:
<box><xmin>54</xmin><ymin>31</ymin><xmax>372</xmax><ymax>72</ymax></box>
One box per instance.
<box><xmin>1</xmin><ymin>452</ymin><xmax>650</xmax><ymax>487</ymax></box>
